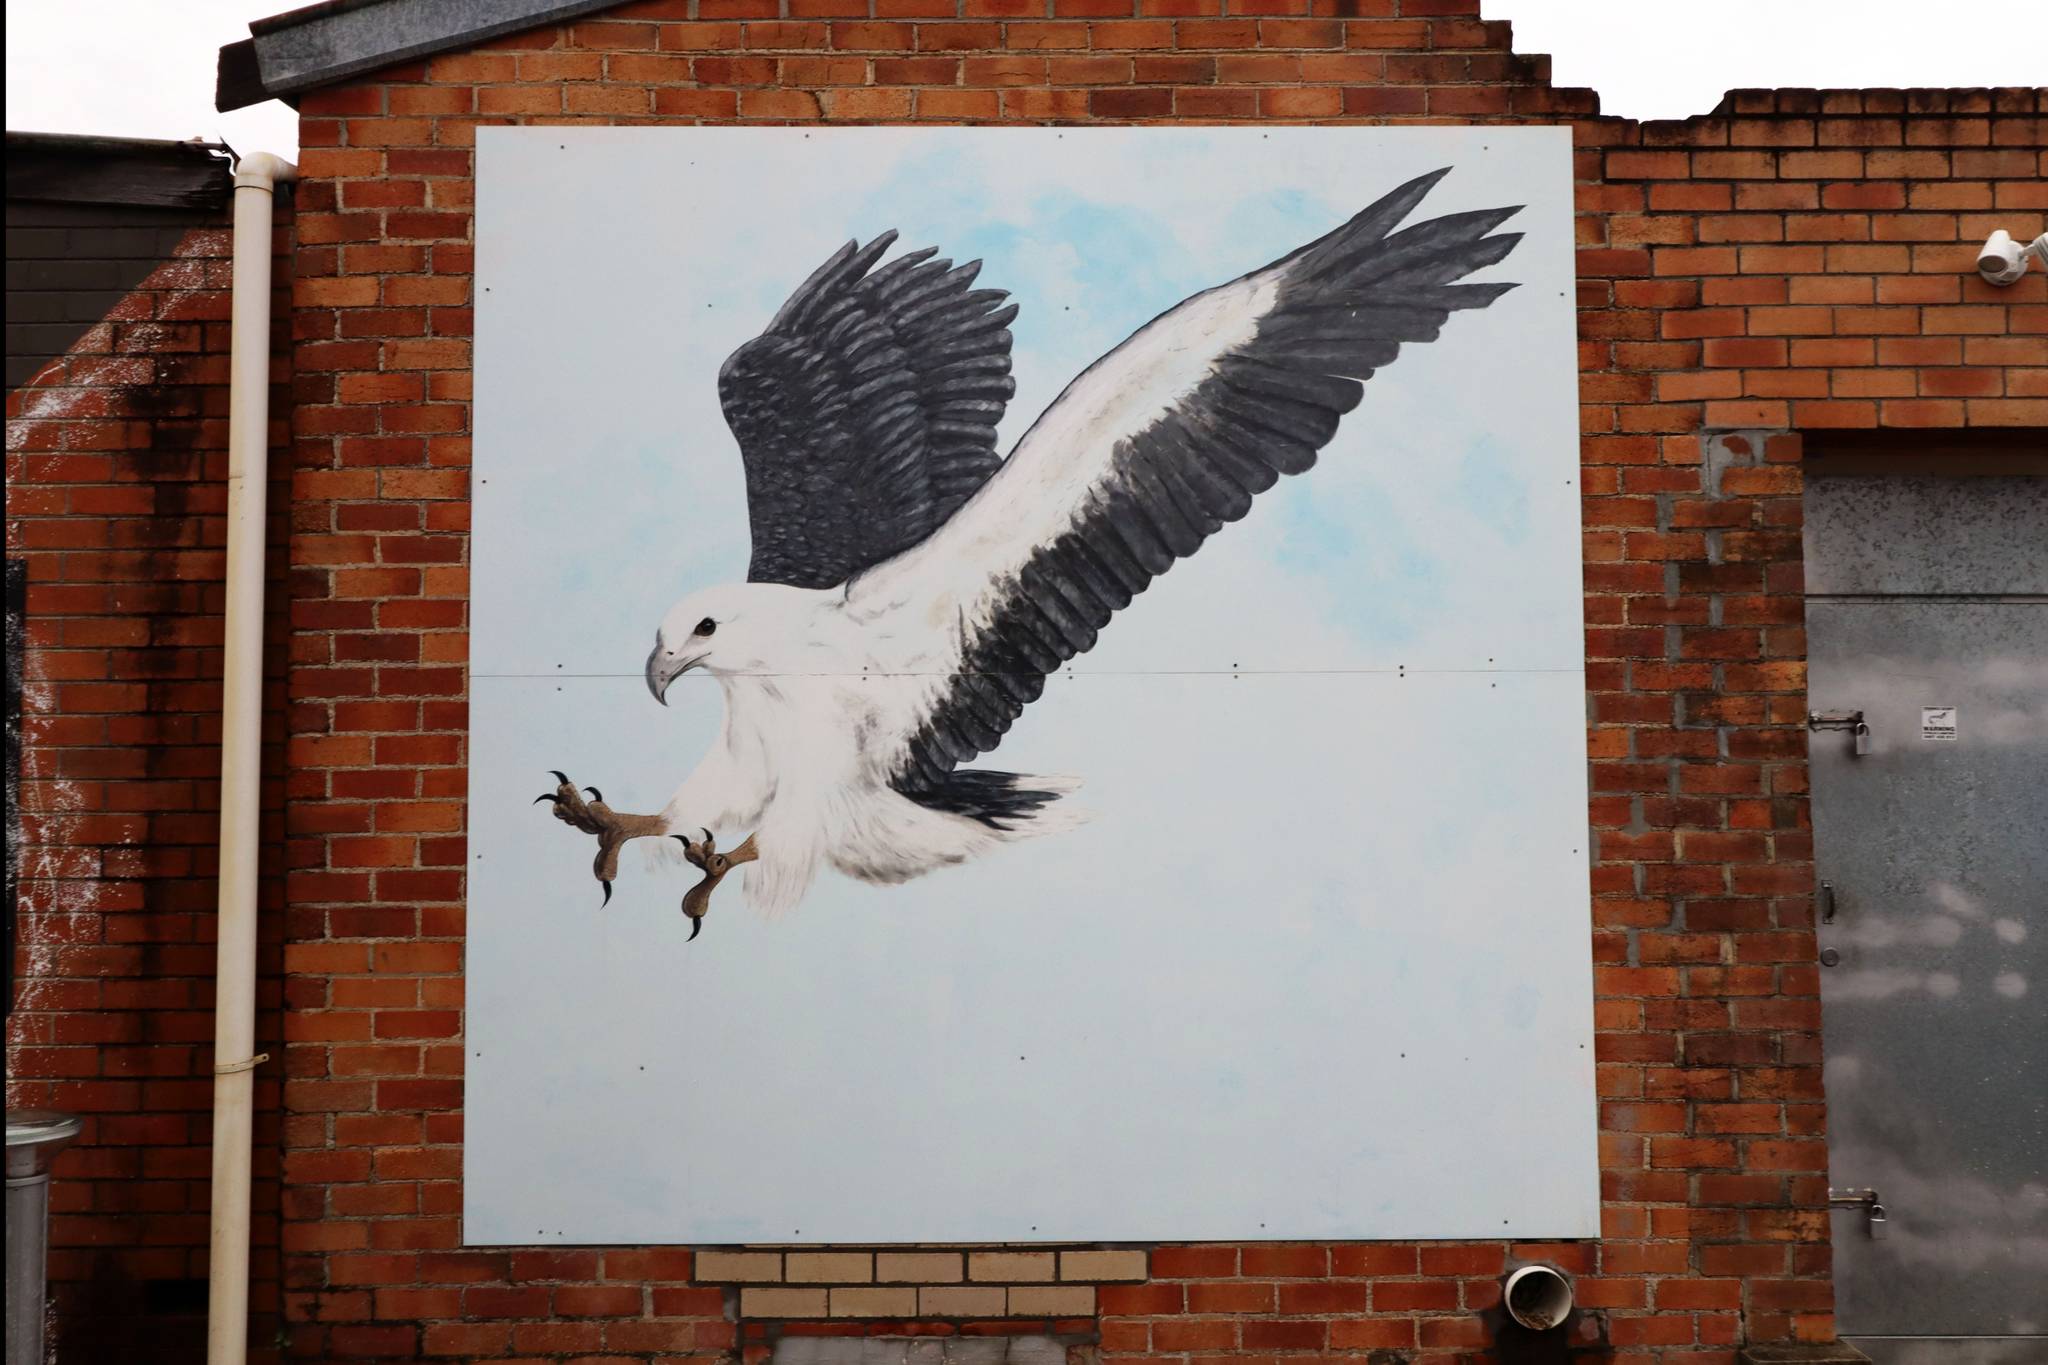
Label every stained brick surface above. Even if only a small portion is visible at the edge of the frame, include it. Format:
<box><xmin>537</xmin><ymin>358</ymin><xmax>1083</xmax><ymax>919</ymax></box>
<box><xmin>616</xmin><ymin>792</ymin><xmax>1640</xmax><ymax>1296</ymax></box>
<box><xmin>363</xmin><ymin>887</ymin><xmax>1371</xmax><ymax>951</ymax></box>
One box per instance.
<box><xmin>5</xmin><ymin>213</ymin><xmax>295</xmax><ymax>1360</ymax></box>
<box><xmin>5</xmin><ymin>1</ymin><xmax>2047</xmax><ymax>1362</ymax></box>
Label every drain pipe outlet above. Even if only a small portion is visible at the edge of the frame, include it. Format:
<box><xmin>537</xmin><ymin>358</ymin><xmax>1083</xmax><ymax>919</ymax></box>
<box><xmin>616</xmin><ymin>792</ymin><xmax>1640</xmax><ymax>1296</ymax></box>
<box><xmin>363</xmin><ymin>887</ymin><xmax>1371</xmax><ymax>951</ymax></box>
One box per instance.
<box><xmin>1502</xmin><ymin>1263</ymin><xmax>1574</xmax><ymax>1331</ymax></box>
<box><xmin>205</xmin><ymin>148</ymin><xmax>295</xmax><ymax>1365</ymax></box>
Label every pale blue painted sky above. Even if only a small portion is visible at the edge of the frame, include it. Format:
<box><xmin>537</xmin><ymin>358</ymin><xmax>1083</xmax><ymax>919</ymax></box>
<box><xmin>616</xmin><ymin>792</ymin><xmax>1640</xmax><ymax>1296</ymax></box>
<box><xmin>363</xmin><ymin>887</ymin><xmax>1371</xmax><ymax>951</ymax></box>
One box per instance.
<box><xmin>466</xmin><ymin>127</ymin><xmax>1595</xmax><ymax>1245</ymax></box>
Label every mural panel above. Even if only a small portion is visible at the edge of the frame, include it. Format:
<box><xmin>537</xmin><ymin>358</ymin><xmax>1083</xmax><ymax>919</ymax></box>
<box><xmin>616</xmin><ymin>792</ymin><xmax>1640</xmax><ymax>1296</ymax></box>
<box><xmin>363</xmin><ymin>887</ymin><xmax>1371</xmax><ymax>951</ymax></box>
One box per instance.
<box><xmin>467</xmin><ymin>126</ymin><xmax>1594</xmax><ymax>1243</ymax></box>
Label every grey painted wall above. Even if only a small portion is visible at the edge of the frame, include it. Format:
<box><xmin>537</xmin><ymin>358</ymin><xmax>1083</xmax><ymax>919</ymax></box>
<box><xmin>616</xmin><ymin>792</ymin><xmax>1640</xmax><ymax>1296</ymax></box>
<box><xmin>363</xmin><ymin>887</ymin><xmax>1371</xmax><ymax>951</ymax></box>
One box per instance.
<box><xmin>4</xmin><ymin>200</ymin><xmax>218</xmax><ymax>390</ymax></box>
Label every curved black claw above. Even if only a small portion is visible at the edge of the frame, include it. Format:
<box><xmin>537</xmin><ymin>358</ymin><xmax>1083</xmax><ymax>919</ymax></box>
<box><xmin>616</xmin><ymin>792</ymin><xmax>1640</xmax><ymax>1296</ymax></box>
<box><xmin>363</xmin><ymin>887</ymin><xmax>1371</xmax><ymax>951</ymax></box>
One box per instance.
<box><xmin>687</xmin><ymin>916</ymin><xmax>703</xmax><ymax>942</ymax></box>
<box><xmin>539</xmin><ymin>773</ymin><xmax>663</xmax><ymax>906</ymax></box>
<box><xmin>549</xmin><ymin>769</ymin><xmax>569</xmax><ymax>786</ymax></box>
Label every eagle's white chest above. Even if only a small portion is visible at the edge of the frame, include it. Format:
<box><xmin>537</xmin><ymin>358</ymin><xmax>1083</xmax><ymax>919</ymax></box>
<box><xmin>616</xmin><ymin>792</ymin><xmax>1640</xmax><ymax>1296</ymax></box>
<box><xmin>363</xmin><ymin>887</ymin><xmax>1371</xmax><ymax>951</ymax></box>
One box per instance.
<box><xmin>669</xmin><ymin>587</ymin><xmax>1061</xmax><ymax>914</ymax></box>
<box><xmin>718</xmin><ymin>674</ymin><xmax>862</xmax><ymax>805</ymax></box>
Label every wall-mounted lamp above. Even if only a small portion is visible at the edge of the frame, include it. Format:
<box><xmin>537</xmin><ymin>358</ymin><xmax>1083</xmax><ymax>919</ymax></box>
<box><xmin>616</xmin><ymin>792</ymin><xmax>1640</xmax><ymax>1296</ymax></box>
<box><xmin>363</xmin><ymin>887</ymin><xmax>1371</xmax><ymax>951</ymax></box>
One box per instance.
<box><xmin>1977</xmin><ymin>229</ymin><xmax>2048</xmax><ymax>286</ymax></box>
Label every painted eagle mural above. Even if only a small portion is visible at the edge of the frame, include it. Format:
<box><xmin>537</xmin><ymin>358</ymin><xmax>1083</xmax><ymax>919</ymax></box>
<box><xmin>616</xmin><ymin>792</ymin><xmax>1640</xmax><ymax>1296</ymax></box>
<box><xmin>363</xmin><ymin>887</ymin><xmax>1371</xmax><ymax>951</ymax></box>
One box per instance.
<box><xmin>538</xmin><ymin>168</ymin><xmax>1524</xmax><ymax>934</ymax></box>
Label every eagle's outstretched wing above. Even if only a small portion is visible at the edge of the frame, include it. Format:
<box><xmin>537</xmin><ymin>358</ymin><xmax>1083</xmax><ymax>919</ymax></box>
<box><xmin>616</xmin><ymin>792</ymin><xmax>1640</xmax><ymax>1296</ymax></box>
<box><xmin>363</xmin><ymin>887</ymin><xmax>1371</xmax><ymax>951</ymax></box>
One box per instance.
<box><xmin>847</xmin><ymin>168</ymin><xmax>1523</xmax><ymax>795</ymax></box>
<box><xmin>720</xmin><ymin>232</ymin><xmax>1017</xmax><ymax>589</ymax></box>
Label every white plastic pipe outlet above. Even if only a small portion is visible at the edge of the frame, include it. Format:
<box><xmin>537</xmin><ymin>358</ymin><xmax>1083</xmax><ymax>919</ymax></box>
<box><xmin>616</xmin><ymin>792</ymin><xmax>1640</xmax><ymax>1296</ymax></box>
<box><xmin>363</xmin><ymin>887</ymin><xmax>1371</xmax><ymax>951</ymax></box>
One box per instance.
<box><xmin>206</xmin><ymin>149</ymin><xmax>295</xmax><ymax>1365</ymax></box>
<box><xmin>1502</xmin><ymin>1263</ymin><xmax>1575</xmax><ymax>1331</ymax></box>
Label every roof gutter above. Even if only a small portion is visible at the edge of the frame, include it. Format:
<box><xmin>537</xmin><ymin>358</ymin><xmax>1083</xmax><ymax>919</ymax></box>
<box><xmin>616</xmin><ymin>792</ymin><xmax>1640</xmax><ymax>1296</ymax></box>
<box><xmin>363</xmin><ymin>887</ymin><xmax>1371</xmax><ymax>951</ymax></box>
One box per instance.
<box><xmin>207</xmin><ymin>149</ymin><xmax>295</xmax><ymax>1365</ymax></box>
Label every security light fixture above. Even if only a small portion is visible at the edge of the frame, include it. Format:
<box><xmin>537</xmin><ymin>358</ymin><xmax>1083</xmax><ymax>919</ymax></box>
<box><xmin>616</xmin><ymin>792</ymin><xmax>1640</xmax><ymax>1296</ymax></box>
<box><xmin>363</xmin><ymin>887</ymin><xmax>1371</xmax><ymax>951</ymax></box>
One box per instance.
<box><xmin>1976</xmin><ymin>229</ymin><xmax>2048</xmax><ymax>286</ymax></box>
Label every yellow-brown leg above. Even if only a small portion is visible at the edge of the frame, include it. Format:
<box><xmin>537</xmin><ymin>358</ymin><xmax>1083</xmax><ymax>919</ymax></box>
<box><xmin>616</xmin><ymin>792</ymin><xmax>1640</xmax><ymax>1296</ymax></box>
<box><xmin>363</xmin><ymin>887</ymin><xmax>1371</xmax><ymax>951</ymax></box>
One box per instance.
<box><xmin>673</xmin><ymin>830</ymin><xmax>760</xmax><ymax>940</ymax></box>
<box><xmin>533</xmin><ymin>771</ymin><xmax>668</xmax><ymax>906</ymax></box>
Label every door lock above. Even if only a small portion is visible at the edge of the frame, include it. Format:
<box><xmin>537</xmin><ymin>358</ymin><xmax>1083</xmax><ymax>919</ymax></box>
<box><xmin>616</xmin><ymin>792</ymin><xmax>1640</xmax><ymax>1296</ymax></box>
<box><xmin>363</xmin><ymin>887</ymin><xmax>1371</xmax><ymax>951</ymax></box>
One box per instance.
<box><xmin>1830</xmin><ymin>1187</ymin><xmax>1887</xmax><ymax>1239</ymax></box>
<box><xmin>1809</xmin><ymin>710</ymin><xmax>1869</xmax><ymax>757</ymax></box>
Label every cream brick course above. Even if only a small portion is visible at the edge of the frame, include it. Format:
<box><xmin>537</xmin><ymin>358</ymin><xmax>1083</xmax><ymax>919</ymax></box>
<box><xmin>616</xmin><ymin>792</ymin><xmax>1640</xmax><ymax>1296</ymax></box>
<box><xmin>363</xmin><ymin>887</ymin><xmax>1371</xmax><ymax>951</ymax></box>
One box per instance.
<box><xmin>1005</xmin><ymin>1285</ymin><xmax>1096</xmax><ymax>1317</ymax></box>
<box><xmin>918</xmin><ymin>1285</ymin><xmax>1009</xmax><ymax>1317</ymax></box>
<box><xmin>697</xmin><ymin>1250</ymin><xmax>784</xmax><ymax>1283</ymax></box>
<box><xmin>740</xmin><ymin>1286</ymin><xmax>827</xmax><ymax>1318</ymax></box>
<box><xmin>876</xmin><ymin>1251</ymin><xmax>962</xmax><ymax>1283</ymax></box>
<box><xmin>1058</xmin><ymin>1249</ymin><xmax>1148</xmax><ymax>1281</ymax></box>
<box><xmin>828</xmin><ymin>1286</ymin><xmax>918</xmax><ymax>1317</ymax></box>
<box><xmin>786</xmin><ymin>1251</ymin><xmax>874</xmax><ymax>1283</ymax></box>
<box><xmin>966</xmin><ymin>1251</ymin><xmax>1055</xmax><ymax>1283</ymax></box>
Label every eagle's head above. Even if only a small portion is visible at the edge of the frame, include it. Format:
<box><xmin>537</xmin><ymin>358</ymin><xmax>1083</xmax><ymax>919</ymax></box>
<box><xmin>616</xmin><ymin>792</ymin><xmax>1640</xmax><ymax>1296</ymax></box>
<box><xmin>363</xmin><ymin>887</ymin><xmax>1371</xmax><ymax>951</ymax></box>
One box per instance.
<box><xmin>646</xmin><ymin>582</ymin><xmax>809</xmax><ymax>702</ymax></box>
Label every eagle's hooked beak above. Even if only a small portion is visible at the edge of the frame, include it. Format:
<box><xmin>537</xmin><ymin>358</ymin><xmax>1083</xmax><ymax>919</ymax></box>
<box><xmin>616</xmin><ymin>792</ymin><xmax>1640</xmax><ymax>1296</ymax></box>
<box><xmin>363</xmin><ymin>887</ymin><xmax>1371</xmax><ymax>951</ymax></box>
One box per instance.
<box><xmin>645</xmin><ymin>642</ymin><xmax>704</xmax><ymax>705</ymax></box>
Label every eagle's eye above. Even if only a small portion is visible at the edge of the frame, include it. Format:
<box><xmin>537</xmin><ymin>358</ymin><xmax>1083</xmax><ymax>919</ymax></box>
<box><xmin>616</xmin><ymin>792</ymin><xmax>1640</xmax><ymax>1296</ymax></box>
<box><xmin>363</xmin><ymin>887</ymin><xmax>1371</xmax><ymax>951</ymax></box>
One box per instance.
<box><xmin>693</xmin><ymin>617</ymin><xmax>717</xmax><ymax>638</ymax></box>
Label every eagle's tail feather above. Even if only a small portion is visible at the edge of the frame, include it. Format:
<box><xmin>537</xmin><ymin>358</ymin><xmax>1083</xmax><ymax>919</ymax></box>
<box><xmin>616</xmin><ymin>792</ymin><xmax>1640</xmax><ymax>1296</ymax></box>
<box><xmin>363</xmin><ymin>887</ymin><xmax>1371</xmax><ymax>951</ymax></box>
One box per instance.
<box><xmin>898</xmin><ymin>768</ymin><xmax>1080</xmax><ymax>834</ymax></box>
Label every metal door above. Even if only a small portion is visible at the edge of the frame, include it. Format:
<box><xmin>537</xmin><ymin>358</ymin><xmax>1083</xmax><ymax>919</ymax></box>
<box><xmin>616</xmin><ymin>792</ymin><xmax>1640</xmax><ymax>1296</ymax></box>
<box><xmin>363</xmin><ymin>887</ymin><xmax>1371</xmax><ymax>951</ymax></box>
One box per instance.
<box><xmin>1806</xmin><ymin>466</ymin><xmax>2048</xmax><ymax>1365</ymax></box>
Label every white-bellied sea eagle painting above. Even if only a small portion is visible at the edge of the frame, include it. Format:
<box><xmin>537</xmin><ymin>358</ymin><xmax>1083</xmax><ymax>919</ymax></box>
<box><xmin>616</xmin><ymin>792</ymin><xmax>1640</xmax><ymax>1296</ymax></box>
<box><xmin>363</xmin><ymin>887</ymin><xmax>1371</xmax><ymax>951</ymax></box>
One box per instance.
<box><xmin>535</xmin><ymin>166</ymin><xmax>1525</xmax><ymax>933</ymax></box>
<box><xmin>466</xmin><ymin>127</ymin><xmax>1597</xmax><ymax>1247</ymax></box>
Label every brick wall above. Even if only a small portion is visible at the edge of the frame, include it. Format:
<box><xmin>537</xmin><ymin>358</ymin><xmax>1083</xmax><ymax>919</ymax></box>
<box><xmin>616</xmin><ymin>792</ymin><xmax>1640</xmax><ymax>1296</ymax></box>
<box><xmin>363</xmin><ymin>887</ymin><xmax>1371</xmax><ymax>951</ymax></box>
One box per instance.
<box><xmin>5</xmin><ymin>208</ymin><xmax>296</xmax><ymax>1357</ymax></box>
<box><xmin>7</xmin><ymin>1</ymin><xmax>2047</xmax><ymax>1361</ymax></box>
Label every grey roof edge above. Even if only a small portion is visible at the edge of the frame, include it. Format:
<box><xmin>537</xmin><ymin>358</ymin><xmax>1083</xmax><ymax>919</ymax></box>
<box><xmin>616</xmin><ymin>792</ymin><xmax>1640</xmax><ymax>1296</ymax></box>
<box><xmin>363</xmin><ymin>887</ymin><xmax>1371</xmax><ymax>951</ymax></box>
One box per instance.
<box><xmin>217</xmin><ymin>0</ymin><xmax>621</xmax><ymax>111</ymax></box>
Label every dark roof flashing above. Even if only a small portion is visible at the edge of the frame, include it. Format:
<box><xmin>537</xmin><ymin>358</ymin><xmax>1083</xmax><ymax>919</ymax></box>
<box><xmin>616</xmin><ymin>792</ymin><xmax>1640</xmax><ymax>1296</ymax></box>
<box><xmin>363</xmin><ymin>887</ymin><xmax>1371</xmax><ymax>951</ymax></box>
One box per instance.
<box><xmin>249</xmin><ymin>0</ymin><xmax>400</xmax><ymax>39</ymax></box>
<box><xmin>216</xmin><ymin>38</ymin><xmax>269</xmax><ymax>115</ymax></box>
<box><xmin>4</xmin><ymin>132</ymin><xmax>234</xmax><ymax>211</ymax></box>
<box><xmin>217</xmin><ymin>0</ymin><xmax>620</xmax><ymax>111</ymax></box>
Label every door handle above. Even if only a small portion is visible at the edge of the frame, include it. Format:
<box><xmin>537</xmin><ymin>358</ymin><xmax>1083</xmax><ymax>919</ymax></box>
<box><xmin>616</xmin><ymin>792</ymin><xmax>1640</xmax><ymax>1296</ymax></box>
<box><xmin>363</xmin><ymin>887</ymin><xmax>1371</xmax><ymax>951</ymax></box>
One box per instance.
<box><xmin>1820</xmin><ymin>881</ymin><xmax>1836</xmax><ymax>924</ymax></box>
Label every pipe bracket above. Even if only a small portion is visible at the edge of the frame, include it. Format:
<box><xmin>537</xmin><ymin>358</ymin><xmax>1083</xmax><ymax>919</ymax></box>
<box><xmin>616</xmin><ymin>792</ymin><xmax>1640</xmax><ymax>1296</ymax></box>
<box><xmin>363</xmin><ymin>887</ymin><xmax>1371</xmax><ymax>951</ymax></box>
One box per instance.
<box><xmin>212</xmin><ymin>1053</ymin><xmax>270</xmax><ymax>1076</ymax></box>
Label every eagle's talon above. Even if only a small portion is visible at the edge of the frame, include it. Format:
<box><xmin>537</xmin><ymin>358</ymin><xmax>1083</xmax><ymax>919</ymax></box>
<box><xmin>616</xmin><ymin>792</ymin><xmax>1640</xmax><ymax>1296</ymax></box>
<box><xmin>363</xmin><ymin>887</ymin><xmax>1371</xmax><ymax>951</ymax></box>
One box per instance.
<box><xmin>536</xmin><ymin>771</ymin><xmax>753</xmax><ymax>932</ymax></box>
<box><xmin>673</xmin><ymin>830</ymin><xmax>759</xmax><ymax>938</ymax></box>
<box><xmin>536</xmin><ymin>771</ymin><xmax>667</xmax><ymax>902</ymax></box>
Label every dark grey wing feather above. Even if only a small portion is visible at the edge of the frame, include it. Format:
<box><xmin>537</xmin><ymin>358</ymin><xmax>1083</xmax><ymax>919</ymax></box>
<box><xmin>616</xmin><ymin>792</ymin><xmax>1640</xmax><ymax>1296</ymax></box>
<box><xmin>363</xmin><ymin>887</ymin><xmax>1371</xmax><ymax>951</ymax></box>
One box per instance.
<box><xmin>719</xmin><ymin>231</ymin><xmax>1017</xmax><ymax>589</ymax></box>
<box><xmin>883</xmin><ymin>168</ymin><xmax>1522</xmax><ymax>801</ymax></box>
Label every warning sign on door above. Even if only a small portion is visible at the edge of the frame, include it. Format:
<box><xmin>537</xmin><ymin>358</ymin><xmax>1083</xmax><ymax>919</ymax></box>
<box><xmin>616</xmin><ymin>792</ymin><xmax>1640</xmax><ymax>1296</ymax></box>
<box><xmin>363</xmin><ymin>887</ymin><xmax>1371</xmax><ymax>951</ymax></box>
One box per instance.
<box><xmin>1921</xmin><ymin>706</ymin><xmax>1958</xmax><ymax>741</ymax></box>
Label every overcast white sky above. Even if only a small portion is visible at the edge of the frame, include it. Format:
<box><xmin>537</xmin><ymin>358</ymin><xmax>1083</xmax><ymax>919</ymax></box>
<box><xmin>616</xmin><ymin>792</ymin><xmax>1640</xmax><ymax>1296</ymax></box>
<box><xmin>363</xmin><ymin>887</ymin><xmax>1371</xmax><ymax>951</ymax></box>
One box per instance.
<box><xmin>6</xmin><ymin>0</ymin><xmax>2045</xmax><ymax>157</ymax></box>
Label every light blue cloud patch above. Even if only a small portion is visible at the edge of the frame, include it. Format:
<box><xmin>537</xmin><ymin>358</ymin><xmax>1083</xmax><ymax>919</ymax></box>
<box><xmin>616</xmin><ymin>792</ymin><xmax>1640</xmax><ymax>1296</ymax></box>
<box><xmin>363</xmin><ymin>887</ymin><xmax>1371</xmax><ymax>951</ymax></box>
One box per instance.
<box><xmin>1035</xmin><ymin>198</ymin><xmax>1195</xmax><ymax>309</ymax></box>
<box><xmin>1270</xmin><ymin>476</ymin><xmax>1444</xmax><ymax>648</ymax></box>
<box><xmin>1216</xmin><ymin>185</ymin><xmax>1322</xmax><ymax>260</ymax></box>
<box><xmin>922</xmin><ymin>196</ymin><xmax>1207</xmax><ymax>366</ymax></box>
<box><xmin>848</xmin><ymin>143</ymin><xmax>998</xmax><ymax>237</ymax></box>
<box><xmin>1455</xmin><ymin>433</ymin><xmax>1532</xmax><ymax>545</ymax></box>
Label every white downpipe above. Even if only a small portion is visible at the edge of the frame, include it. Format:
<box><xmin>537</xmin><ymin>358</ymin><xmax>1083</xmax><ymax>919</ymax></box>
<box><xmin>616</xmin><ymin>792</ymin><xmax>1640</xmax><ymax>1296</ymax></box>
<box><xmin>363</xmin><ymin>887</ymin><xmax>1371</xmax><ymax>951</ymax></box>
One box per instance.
<box><xmin>206</xmin><ymin>149</ymin><xmax>295</xmax><ymax>1365</ymax></box>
